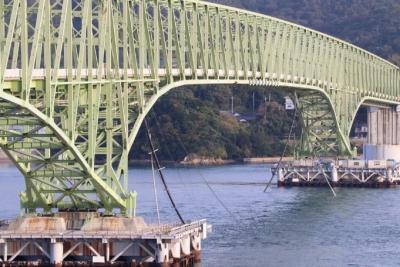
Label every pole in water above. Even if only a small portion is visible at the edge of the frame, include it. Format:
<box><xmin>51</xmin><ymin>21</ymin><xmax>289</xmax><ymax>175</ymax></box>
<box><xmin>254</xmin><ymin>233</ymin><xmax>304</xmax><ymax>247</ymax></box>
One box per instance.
<box><xmin>144</xmin><ymin>119</ymin><xmax>185</xmax><ymax>224</ymax></box>
<box><xmin>150</xmin><ymin>153</ymin><xmax>161</xmax><ymax>225</ymax></box>
<box><xmin>320</xmin><ymin>165</ymin><xmax>337</xmax><ymax>197</ymax></box>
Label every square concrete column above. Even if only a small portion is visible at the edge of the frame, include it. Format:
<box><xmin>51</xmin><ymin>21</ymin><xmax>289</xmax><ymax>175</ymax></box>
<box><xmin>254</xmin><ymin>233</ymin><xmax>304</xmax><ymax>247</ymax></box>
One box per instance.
<box><xmin>367</xmin><ymin>107</ymin><xmax>400</xmax><ymax>146</ymax></box>
<box><xmin>368</xmin><ymin>107</ymin><xmax>378</xmax><ymax>145</ymax></box>
<box><xmin>3</xmin><ymin>241</ymin><xmax>7</xmax><ymax>262</ymax></box>
<box><xmin>397</xmin><ymin>108</ymin><xmax>400</xmax><ymax>144</ymax></box>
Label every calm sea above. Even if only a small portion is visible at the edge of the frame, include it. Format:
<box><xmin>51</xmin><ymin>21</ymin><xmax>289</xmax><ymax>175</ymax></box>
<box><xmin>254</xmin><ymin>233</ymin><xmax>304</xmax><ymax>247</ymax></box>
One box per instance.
<box><xmin>1</xmin><ymin>163</ymin><xmax>400</xmax><ymax>267</ymax></box>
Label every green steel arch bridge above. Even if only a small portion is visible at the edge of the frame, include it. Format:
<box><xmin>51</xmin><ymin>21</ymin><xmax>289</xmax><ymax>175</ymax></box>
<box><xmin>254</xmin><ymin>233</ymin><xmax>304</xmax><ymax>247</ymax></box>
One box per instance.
<box><xmin>0</xmin><ymin>0</ymin><xmax>398</xmax><ymax>216</ymax></box>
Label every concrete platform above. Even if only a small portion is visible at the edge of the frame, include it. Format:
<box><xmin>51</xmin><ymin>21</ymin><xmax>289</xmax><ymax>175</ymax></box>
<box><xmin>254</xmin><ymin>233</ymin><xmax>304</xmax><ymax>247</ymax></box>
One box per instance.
<box><xmin>0</xmin><ymin>214</ymin><xmax>211</xmax><ymax>266</ymax></box>
<box><xmin>274</xmin><ymin>159</ymin><xmax>400</xmax><ymax>188</ymax></box>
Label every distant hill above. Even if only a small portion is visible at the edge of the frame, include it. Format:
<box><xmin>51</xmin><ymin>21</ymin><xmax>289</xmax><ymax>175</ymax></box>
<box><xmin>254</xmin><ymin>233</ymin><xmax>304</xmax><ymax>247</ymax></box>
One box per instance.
<box><xmin>131</xmin><ymin>0</ymin><xmax>399</xmax><ymax>162</ymax></box>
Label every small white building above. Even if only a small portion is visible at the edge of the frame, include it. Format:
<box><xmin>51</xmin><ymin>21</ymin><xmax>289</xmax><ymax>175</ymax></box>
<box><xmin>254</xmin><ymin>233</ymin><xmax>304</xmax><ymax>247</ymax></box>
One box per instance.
<box><xmin>284</xmin><ymin>96</ymin><xmax>295</xmax><ymax>110</ymax></box>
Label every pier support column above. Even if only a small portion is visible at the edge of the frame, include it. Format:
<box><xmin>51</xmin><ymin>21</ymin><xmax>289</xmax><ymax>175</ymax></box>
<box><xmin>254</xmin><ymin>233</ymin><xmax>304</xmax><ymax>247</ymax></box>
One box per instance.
<box><xmin>331</xmin><ymin>166</ymin><xmax>338</xmax><ymax>184</ymax></box>
<box><xmin>103</xmin><ymin>239</ymin><xmax>110</xmax><ymax>262</ymax></box>
<box><xmin>387</xmin><ymin>168</ymin><xmax>393</xmax><ymax>183</ymax></box>
<box><xmin>170</xmin><ymin>239</ymin><xmax>181</xmax><ymax>259</ymax></box>
<box><xmin>365</xmin><ymin>106</ymin><xmax>400</xmax><ymax>161</ymax></box>
<box><xmin>368</xmin><ymin>106</ymin><xmax>400</xmax><ymax>145</ymax></box>
<box><xmin>49</xmin><ymin>240</ymin><xmax>63</xmax><ymax>266</ymax></box>
<box><xmin>278</xmin><ymin>169</ymin><xmax>285</xmax><ymax>183</ymax></box>
<box><xmin>2</xmin><ymin>240</ymin><xmax>7</xmax><ymax>262</ymax></box>
<box><xmin>181</xmin><ymin>236</ymin><xmax>191</xmax><ymax>256</ymax></box>
<box><xmin>156</xmin><ymin>242</ymin><xmax>170</xmax><ymax>266</ymax></box>
<box><xmin>191</xmin><ymin>233</ymin><xmax>202</xmax><ymax>263</ymax></box>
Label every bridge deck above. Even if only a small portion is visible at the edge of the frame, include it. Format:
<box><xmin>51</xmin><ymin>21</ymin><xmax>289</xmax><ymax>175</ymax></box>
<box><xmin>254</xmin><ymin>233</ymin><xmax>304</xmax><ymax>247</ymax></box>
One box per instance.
<box><xmin>3</xmin><ymin>68</ymin><xmax>395</xmax><ymax>98</ymax></box>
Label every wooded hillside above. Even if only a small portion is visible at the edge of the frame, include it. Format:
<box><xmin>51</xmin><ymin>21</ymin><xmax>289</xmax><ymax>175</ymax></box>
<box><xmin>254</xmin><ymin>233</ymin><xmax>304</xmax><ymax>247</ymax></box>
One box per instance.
<box><xmin>131</xmin><ymin>0</ymin><xmax>400</xmax><ymax>162</ymax></box>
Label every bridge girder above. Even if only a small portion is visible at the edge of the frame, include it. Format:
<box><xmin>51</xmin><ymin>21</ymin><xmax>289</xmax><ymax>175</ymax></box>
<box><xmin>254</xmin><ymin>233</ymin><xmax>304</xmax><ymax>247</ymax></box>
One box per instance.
<box><xmin>0</xmin><ymin>0</ymin><xmax>398</xmax><ymax>214</ymax></box>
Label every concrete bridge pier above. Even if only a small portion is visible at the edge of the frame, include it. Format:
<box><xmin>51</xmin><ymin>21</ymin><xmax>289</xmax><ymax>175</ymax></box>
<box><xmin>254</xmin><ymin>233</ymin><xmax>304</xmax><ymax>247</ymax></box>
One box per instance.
<box><xmin>2</xmin><ymin>241</ymin><xmax>7</xmax><ymax>262</ymax></box>
<box><xmin>365</xmin><ymin>107</ymin><xmax>400</xmax><ymax>162</ymax></box>
<box><xmin>170</xmin><ymin>239</ymin><xmax>181</xmax><ymax>260</ymax></box>
<box><xmin>156</xmin><ymin>242</ymin><xmax>170</xmax><ymax>266</ymax></box>
<box><xmin>278</xmin><ymin>169</ymin><xmax>285</xmax><ymax>183</ymax></box>
<box><xmin>181</xmin><ymin>236</ymin><xmax>191</xmax><ymax>256</ymax></box>
<box><xmin>367</xmin><ymin>107</ymin><xmax>400</xmax><ymax>145</ymax></box>
<box><xmin>49</xmin><ymin>240</ymin><xmax>63</xmax><ymax>266</ymax></box>
<box><xmin>191</xmin><ymin>233</ymin><xmax>202</xmax><ymax>263</ymax></box>
<box><xmin>331</xmin><ymin>166</ymin><xmax>338</xmax><ymax>183</ymax></box>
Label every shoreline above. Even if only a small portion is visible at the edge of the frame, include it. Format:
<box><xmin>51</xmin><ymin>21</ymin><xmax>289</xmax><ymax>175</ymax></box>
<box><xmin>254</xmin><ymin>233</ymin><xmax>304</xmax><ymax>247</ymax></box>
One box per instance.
<box><xmin>129</xmin><ymin>156</ymin><xmax>294</xmax><ymax>166</ymax></box>
<box><xmin>0</xmin><ymin>155</ymin><xmax>293</xmax><ymax>167</ymax></box>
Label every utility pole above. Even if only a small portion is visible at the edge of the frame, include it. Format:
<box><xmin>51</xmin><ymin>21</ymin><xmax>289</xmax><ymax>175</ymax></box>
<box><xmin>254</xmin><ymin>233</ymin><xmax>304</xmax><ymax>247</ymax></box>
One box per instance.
<box><xmin>264</xmin><ymin>96</ymin><xmax>267</xmax><ymax>119</ymax></box>
<box><xmin>231</xmin><ymin>96</ymin><xmax>234</xmax><ymax>114</ymax></box>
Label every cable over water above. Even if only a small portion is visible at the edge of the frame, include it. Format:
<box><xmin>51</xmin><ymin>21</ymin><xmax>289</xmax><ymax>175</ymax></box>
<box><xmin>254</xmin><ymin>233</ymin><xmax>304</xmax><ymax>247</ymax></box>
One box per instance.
<box><xmin>149</xmin><ymin>112</ymin><xmax>240</xmax><ymax>223</ymax></box>
<box><xmin>144</xmin><ymin>119</ymin><xmax>185</xmax><ymax>224</ymax></box>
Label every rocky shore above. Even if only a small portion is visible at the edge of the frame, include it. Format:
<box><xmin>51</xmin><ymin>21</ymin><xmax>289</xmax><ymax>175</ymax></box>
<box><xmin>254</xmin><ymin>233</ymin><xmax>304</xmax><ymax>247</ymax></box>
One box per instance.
<box><xmin>178</xmin><ymin>154</ymin><xmax>293</xmax><ymax>166</ymax></box>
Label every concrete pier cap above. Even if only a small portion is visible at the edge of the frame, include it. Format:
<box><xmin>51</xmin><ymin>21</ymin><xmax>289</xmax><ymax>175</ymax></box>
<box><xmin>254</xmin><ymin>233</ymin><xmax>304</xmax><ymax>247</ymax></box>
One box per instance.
<box><xmin>6</xmin><ymin>212</ymin><xmax>149</xmax><ymax>233</ymax></box>
<box><xmin>7</xmin><ymin>216</ymin><xmax>67</xmax><ymax>232</ymax></box>
<box><xmin>81</xmin><ymin>216</ymin><xmax>148</xmax><ymax>232</ymax></box>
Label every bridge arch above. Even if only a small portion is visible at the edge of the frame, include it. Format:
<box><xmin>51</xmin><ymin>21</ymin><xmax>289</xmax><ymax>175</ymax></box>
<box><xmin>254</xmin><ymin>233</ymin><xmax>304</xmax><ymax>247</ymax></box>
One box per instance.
<box><xmin>0</xmin><ymin>91</ymin><xmax>131</xmax><ymax>214</ymax></box>
<box><xmin>126</xmin><ymin>81</ymin><xmax>353</xmax><ymax>162</ymax></box>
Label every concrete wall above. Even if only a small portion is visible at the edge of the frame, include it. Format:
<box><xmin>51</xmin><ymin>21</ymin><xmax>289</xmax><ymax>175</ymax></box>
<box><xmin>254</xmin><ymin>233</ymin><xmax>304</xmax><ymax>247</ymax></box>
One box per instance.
<box><xmin>363</xmin><ymin>144</ymin><xmax>400</xmax><ymax>162</ymax></box>
<box><xmin>367</xmin><ymin>107</ymin><xmax>400</xmax><ymax>145</ymax></box>
<box><xmin>365</xmin><ymin>107</ymin><xmax>400</xmax><ymax>161</ymax></box>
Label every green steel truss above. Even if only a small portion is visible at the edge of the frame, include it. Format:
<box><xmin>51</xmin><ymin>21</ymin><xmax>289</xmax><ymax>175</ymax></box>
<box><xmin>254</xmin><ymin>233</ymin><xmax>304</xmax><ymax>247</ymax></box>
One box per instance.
<box><xmin>0</xmin><ymin>0</ymin><xmax>398</xmax><ymax>214</ymax></box>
